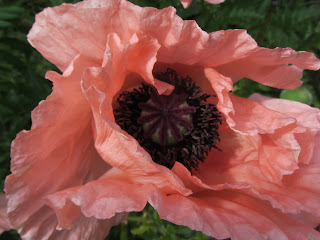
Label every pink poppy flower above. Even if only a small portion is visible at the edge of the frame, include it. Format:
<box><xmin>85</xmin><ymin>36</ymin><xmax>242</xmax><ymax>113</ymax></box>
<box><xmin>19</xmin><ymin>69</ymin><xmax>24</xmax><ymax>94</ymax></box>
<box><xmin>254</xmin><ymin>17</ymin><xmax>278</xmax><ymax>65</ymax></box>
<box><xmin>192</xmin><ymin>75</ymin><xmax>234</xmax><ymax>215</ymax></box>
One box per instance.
<box><xmin>180</xmin><ymin>0</ymin><xmax>225</xmax><ymax>8</ymax></box>
<box><xmin>4</xmin><ymin>0</ymin><xmax>320</xmax><ymax>239</ymax></box>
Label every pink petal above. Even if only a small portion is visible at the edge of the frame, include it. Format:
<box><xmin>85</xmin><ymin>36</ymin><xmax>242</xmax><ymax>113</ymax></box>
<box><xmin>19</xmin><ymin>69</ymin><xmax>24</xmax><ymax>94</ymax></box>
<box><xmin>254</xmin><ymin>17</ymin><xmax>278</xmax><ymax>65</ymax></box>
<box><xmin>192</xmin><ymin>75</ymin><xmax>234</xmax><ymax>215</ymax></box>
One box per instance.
<box><xmin>224</xmin><ymin>94</ymin><xmax>298</xmax><ymax>135</ymax></box>
<box><xmin>250</xmin><ymin>93</ymin><xmax>320</xmax><ymax>165</ymax></box>
<box><xmin>53</xmin><ymin>213</ymin><xmax>127</xmax><ymax>240</ymax></box>
<box><xmin>311</xmin><ymin>132</ymin><xmax>320</xmax><ymax>164</ymax></box>
<box><xmin>204</xmin><ymin>67</ymin><xmax>234</xmax><ymax>118</ymax></box>
<box><xmin>216</xmin><ymin>47</ymin><xmax>320</xmax><ymax>89</ymax></box>
<box><xmin>205</xmin><ymin>68</ymin><xmax>296</xmax><ymax>135</ymax></box>
<box><xmin>16</xmin><ymin>205</ymin><xmax>126</xmax><ymax>240</ymax></box>
<box><xmin>250</xmin><ymin>93</ymin><xmax>320</xmax><ymax>130</ymax></box>
<box><xmin>197</xmin><ymin>129</ymin><xmax>297</xmax><ymax>184</ymax></box>
<box><xmin>197</xmin><ymin>156</ymin><xmax>320</xmax><ymax>218</ymax></box>
<box><xmin>101</xmin><ymin>32</ymin><xmax>173</xmax><ymax>96</ymax></box>
<box><xmin>195</xmin><ymin>90</ymin><xmax>320</xmax><ymax>210</ymax></box>
<box><xmin>261</xmin><ymin>129</ymin><xmax>301</xmax><ymax>182</ymax></box>
<box><xmin>171</xmin><ymin>162</ymin><xmax>211</xmax><ymax>192</ymax></box>
<box><xmin>28</xmin><ymin>2</ymin><xmax>106</xmax><ymax>71</ymax></box>
<box><xmin>150</xmin><ymin>190</ymin><xmax>320</xmax><ymax>240</ymax></box>
<box><xmin>28</xmin><ymin>0</ymin><xmax>257</xmax><ymax>71</ymax></box>
<box><xmin>289</xmin><ymin>212</ymin><xmax>320</xmax><ymax>229</ymax></box>
<box><xmin>283</xmin><ymin>163</ymin><xmax>320</xmax><ymax>216</ymax></box>
<box><xmin>195</xmin><ymin>128</ymin><xmax>320</xmax><ymax>216</ymax></box>
<box><xmin>157</xmin><ymin>28</ymin><xmax>257</xmax><ymax>67</ymax></box>
<box><xmin>81</xmin><ymin>32</ymin><xmax>173</xmax><ymax>104</ymax></box>
<box><xmin>5</xmin><ymin>56</ymin><xmax>110</xmax><ymax>235</ymax></box>
<box><xmin>0</xmin><ymin>194</ymin><xmax>11</xmax><ymax>234</ymax></box>
<box><xmin>27</xmin><ymin>0</ymin><xmax>144</xmax><ymax>71</ymax></box>
<box><xmin>45</xmin><ymin>169</ymin><xmax>154</xmax><ymax>228</ymax></box>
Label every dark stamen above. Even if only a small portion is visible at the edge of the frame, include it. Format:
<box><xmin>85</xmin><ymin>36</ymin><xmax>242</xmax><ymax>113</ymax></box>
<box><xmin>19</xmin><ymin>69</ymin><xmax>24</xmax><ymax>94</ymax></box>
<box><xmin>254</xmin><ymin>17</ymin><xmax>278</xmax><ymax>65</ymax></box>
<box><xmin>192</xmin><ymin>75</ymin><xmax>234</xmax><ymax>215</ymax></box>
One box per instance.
<box><xmin>114</xmin><ymin>69</ymin><xmax>222</xmax><ymax>172</ymax></box>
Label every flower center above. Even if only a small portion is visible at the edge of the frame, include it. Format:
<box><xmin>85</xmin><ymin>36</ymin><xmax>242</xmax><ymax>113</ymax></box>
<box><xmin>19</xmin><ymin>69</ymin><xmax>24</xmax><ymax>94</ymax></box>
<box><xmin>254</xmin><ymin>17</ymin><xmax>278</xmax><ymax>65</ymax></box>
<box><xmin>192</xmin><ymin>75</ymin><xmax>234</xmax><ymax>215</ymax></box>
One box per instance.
<box><xmin>114</xmin><ymin>69</ymin><xmax>222</xmax><ymax>171</ymax></box>
<box><xmin>137</xmin><ymin>91</ymin><xmax>196</xmax><ymax>146</ymax></box>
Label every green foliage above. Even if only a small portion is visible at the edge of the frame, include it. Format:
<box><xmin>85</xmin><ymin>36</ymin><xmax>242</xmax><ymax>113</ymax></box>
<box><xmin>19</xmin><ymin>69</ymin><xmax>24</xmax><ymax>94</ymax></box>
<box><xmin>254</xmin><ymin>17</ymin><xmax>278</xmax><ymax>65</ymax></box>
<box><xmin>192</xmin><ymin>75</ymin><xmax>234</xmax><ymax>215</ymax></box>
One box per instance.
<box><xmin>280</xmin><ymin>86</ymin><xmax>313</xmax><ymax>104</ymax></box>
<box><xmin>0</xmin><ymin>0</ymin><xmax>319</xmax><ymax>239</ymax></box>
<box><xmin>106</xmin><ymin>204</ymin><xmax>208</xmax><ymax>240</ymax></box>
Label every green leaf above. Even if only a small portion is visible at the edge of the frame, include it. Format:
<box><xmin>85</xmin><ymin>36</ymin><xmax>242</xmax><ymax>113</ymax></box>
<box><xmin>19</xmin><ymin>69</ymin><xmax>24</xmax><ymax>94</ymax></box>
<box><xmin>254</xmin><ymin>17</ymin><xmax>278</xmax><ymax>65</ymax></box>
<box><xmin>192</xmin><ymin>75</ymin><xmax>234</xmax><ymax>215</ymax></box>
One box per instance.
<box><xmin>280</xmin><ymin>86</ymin><xmax>313</xmax><ymax>104</ymax></box>
<box><xmin>0</xmin><ymin>20</ymin><xmax>11</xmax><ymax>27</ymax></box>
<box><xmin>131</xmin><ymin>224</ymin><xmax>153</xmax><ymax>235</ymax></box>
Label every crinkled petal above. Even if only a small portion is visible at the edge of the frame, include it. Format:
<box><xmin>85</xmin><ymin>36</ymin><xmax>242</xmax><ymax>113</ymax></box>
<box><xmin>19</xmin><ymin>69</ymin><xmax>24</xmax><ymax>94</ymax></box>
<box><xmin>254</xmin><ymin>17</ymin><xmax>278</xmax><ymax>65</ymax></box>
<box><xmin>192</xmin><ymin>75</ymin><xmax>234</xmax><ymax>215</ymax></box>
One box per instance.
<box><xmin>223</xmin><ymin>94</ymin><xmax>297</xmax><ymax>135</ymax></box>
<box><xmin>256</xmin><ymin>123</ymin><xmax>313</xmax><ymax>182</ymax></box>
<box><xmin>28</xmin><ymin>0</ymin><xmax>257</xmax><ymax>71</ymax></box>
<box><xmin>198</xmin><ymin>158</ymin><xmax>320</xmax><ymax>218</ymax></box>
<box><xmin>283</xmin><ymin>162</ymin><xmax>320</xmax><ymax>216</ymax></box>
<box><xmin>311</xmin><ymin>132</ymin><xmax>320</xmax><ymax>164</ymax></box>
<box><xmin>150</xmin><ymin>190</ymin><xmax>320</xmax><ymax>240</ymax></box>
<box><xmin>204</xmin><ymin>67</ymin><xmax>234</xmax><ymax>117</ymax></box>
<box><xmin>171</xmin><ymin>162</ymin><xmax>211</xmax><ymax>192</ymax></box>
<box><xmin>205</xmin><ymin>68</ymin><xmax>296</xmax><ymax>135</ymax></box>
<box><xmin>101</xmin><ymin>32</ymin><xmax>173</xmax><ymax>96</ymax></box>
<box><xmin>16</xmin><ymin>205</ymin><xmax>126</xmax><ymax>240</ymax></box>
<box><xmin>5</xmin><ymin>56</ymin><xmax>110</xmax><ymax>232</ymax></box>
<box><xmin>50</xmin><ymin>213</ymin><xmax>127</xmax><ymax>240</ymax></box>
<box><xmin>45</xmin><ymin>168</ymin><xmax>154</xmax><ymax>228</ymax></box>
<box><xmin>28</xmin><ymin>2</ymin><xmax>106</xmax><ymax>71</ymax></box>
<box><xmin>0</xmin><ymin>194</ymin><xmax>11</xmax><ymax>234</ymax></box>
<box><xmin>53</xmin><ymin>213</ymin><xmax>127</xmax><ymax>240</ymax></box>
<box><xmin>289</xmin><ymin>212</ymin><xmax>320</xmax><ymax>229</ymax></box>
<box><xmin>250</xmin><ymin>93</ymin><xmax>320</xmax><ymax>130</ymax></box>
<box><xmin>27</xmin><ymin>0</ymin><xmax>142</xmax><ymax>71</ymax></box>
<box><xmin>216</xmin><ymin>47</ymin><xmax>320</xmax><ymax>89</ymax></box>
<box><xmin>196</xmin><ymin>126</ymin><xmax>320</xmax><ymax>216</ymax></box>
<box><xmin>250</xmin><ymin>93</ymin><xmax>320</xmax><ymax>165</ymax></box>
<box><xmin>157</xmin><ymin>28</ymin><xmax>257</xmax><ymax>67</ymax></box>
<box><xmin>81</xmin><ymin>31</ymin><xmax>173</xmax><ymax>102</ymax></box>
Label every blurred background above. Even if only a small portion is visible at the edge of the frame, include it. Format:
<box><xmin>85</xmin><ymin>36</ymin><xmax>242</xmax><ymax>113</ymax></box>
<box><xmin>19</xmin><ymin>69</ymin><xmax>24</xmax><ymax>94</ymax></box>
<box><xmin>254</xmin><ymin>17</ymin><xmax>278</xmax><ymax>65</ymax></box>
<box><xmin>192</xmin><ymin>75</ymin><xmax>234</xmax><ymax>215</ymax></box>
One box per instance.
<box><xmin>0</xmin><ymin>0</ymin><xmax>319</xmax><ymax>239</ymax></box>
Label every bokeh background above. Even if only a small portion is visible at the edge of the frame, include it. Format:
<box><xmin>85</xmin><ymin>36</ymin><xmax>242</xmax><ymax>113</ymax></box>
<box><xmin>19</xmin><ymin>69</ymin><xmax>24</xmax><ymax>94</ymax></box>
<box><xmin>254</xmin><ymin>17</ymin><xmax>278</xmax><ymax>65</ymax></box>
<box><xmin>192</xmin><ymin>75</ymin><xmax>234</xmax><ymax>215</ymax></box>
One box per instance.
<box><xmin>0</xmin><ymin>0</ymin><xmax>319</xmax><ymax>239</ymax></box>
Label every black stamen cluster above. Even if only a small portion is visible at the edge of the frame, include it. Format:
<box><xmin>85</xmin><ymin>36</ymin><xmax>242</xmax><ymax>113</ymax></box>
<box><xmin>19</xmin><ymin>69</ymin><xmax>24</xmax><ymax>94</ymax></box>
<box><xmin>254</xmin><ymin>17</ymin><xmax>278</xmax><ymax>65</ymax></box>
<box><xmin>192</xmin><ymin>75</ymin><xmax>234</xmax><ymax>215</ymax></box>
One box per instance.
<box><xmin>114</xmin><ymin>69</ymin><xmax>222</xmax><ymax>172</ymax></box>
